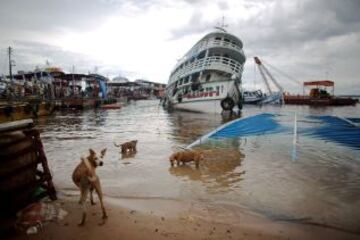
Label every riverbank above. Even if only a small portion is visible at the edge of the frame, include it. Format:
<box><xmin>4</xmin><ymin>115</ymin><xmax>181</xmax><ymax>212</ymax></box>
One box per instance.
<box><xmin>5</xmin><ymin>193</ymin><xmax>359</xmax><ymax>240</ymax></box>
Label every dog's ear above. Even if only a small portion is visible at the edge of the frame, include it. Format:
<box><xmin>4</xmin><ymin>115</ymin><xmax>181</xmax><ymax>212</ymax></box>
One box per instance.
<box><xmin>89</xmin><ymin>148</ymin><xmax>96</xmax><ymax>156</ymax></box>
<box><xmin>101</xmin><ymin>148</ymin><xmax>107</xmax><ymax>158</ymax></box>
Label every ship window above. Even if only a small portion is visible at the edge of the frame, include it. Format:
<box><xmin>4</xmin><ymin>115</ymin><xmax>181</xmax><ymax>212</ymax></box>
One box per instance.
<box><xmin>205</xmin><ymin>74</ymin><xmax>211</xmax><ymax>82</ymax></box>
<box><xmin>184</xmin><ymin>79</ymin><xmax>189</xmax><ymax>84</ymax></box>
<box><xmin>224</xmin><ymin>38</ymin><xmax>230</xmax><ymax>42</ymax></box>
<box><xmin>215</xmin><ymin>37</ymin><xmax>221</xmax><ymax>41</ymax></box>
<box><xmin>221</xmin><ymin>85</ymin><xmax>224</xmax><ymax>93</ymax></box>
<box><xmin>216</xmin><ymin>86</ymin><xmax>220</xmax><ymax>94</ymax></box>
<box><xmin>198</xmin><ymin>51</ymin><xmax>206</xmax><ymax>59</ymax></box>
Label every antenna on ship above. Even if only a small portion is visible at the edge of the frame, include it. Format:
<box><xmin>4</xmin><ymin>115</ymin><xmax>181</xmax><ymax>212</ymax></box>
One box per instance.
<box><xmin>214</xmin><ymin>16</ymin><xmax>228</xmax><ymax>32</ymax></box>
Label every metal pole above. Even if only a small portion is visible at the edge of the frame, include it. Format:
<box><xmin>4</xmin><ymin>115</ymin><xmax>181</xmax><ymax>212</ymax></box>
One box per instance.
<box><xmin>8</xmin><ymin>46</ymin><xmax>13</xmax><ymax>81</ymax></box>
<box><xmin>257</xmin><ymin>65</ymin><xmax>272</xmax><ymax>94</ymax></box>
<box><xmin>72</xmin><ymin>65</ymin><xmax>75</xmax><ymax>96</ymax></box>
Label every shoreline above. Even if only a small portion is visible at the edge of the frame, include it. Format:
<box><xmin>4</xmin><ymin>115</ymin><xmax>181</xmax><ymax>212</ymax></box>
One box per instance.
<box><xmin>4</xmin><ymin>192</ymin><xmax>359</xmax><ymax>240</ymax></box>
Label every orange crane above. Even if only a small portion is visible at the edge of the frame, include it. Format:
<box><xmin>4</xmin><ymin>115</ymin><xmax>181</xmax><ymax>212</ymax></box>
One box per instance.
<box><xmin>254</xmin><ymin>56</ymin><xmax>284</xmax><ymax>103</ymax></box>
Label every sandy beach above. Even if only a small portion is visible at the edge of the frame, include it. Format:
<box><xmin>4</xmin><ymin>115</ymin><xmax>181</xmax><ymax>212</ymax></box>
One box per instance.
<box><xmin>3</xmin><ymin>192</ymin><xmax>359</xmax><ymax>240</ymax></box>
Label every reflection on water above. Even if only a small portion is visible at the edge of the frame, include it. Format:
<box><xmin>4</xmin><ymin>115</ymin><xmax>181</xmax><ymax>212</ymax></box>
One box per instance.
<box><xmin>120</xmin><ymin>151</ymin><xmax>137</xmax><ymax>159</ymax></box>
<box><xmin>169</xmin><ymin>147</ymin><xmax>245</xmax><ymax>194</ymax></box>
<box><xmin>36</xmin><ymin>100</ymin><xmax>360</xmax><ymax>233</ymax></box>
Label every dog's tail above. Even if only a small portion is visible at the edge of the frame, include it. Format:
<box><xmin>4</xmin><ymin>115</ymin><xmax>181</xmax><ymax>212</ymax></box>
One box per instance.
<box><xmin>113</xmin><ymin>142</ymin><xmax>121</xmax><ymax>147</ymax></box>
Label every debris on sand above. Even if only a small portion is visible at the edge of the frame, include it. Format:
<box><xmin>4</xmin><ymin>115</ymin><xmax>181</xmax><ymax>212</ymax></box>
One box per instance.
<box><xmin>16</xmin><ymin>202</ymin><xmax>68</xmax><ymax>234</ymax></box>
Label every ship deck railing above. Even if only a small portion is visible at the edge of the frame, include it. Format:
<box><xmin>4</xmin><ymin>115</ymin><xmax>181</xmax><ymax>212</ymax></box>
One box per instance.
<box><xmin>170</xmin><ymin>56</ymin><xmax>243</xmax><ymax>81</ymax></box>
<box><xmin>173</xmin><ymin>38</ymin><xmax>245</xmax><ymax>72</ymax></box>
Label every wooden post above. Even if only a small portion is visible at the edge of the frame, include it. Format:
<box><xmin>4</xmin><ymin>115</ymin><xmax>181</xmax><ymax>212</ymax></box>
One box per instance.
<box><xmin>24</xmin><ymin>129</ymin><xmax>57</xmax><ymax>200</ymax></box>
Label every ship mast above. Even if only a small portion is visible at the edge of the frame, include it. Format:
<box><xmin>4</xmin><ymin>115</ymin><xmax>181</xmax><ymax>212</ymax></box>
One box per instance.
<box><xmin>214</xmin><ymin>16</ymin><xmax>228</xmax><ymax>32</ymax></box>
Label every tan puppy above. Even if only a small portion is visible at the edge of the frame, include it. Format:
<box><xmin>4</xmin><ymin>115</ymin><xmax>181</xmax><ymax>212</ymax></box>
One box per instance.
<box><xmin>114</xmin><ymin>140</ymin><xmax>138</xmax><ymax>154</ymax></box>
<box><xmin>169</xmin><ymin>150</ymin><xmax>203</xmax><ymax>168</ymax></box>
<box><xmin>72</xmin><ymin>148</ymin><xmax>107</xmax><ymax>226</ymax></box>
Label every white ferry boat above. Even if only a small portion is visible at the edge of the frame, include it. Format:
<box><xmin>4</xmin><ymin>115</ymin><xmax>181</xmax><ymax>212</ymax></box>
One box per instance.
<box><xmin>163</xmin><ymin>27</ymin><xmax>246</xmax><ymax>113</ymax></box>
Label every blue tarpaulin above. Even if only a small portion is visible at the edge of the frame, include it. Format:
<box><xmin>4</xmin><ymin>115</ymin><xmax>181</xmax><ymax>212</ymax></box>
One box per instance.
<box><xmin>187</xmin><ymin>113</ymin><xmax>360</xmax><ymax>150</ymax></box>
<box><xmin>99</xmin><ymin>80</ymin><xmax>107</xmax><ymax>99</ymax></box>
<box><xmin>210</xmin><ymin>113</ymin><xmax>286</xmax><ymax>138</ymax></box>
<box><xmin>304</xmin><ymin>115</ymin><xmax>360</xmax><ymax>150</ymax></box>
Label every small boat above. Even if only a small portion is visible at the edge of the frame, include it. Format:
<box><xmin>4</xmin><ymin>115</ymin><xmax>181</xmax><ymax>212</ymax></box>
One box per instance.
<box><xmin>101</xmin><ymin>103</ymin><xmax>122</xmax><ymax>109</ymax></box>
<box><xmin>61</xmin><ymin>98</ymin><xmax>97</xmax><ymax>109</ymax></box>
<box><xmin>243</xmin><ymin>90</ymin><xmax>264</xmax><ymax>104</ymax></box>
<box><xmin>0</xmin><ymin>101</ymin><xmax>55</xmax><ymax>124</ymax></box>
<box><xmin>250</xmin><ymin>57</ymin><xmax>284</xmax><ymax>105</ymax></box>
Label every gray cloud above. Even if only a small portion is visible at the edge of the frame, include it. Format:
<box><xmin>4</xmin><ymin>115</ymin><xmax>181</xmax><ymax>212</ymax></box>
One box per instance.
<box><xmin>232</xmin><ymin>0</ymin><xmax>360</xmax><ymax>94</ymax></box>
<box><xmin>217</xmin><ymin>1</ymin><xmax>230</xmax><ymax>11</ymax></box>
<box><xmin>0</xmin><ymin>0</ymin><xmax>359</xmax><ymax>94</ymax></box>
<box><xmin>241</xmin><ymin>0</ymin><xmax>360</xmax><ymax>49</ymax></box>
<box><xmin>170</xmin><ymin>10</ymin><xmax>210</xmax><ymax>40</ymax></box>
<box><xmin>0</xmin><ymin>40</ymin><xmax>126</xmax><ymax>78</ymax></box>
<box><xmin>0</xmin><ymin>0</ymin><xmax>119</xmax><ymax>34</ymax></box>
<box><xmin>8</xmin><ymin>41</ymin><xmax>97</xmax><ymax>71</ymax></box>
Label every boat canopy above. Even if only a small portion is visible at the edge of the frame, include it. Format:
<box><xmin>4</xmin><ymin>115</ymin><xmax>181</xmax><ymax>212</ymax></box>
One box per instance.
<box><xmin>304</xmin><ymin>80</ymin><xmax>334</xmax><ymax>87</ymax></box>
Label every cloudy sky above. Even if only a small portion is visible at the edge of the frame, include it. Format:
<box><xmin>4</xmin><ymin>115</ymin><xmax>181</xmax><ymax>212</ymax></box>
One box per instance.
<box><xmin>0</xmin><ymin>0</ymin><xmax>359</xmax><ymax>94</ymax></box>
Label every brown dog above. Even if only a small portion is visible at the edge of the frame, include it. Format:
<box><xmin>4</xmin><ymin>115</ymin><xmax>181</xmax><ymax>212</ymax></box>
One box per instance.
<box><xmin>169</xmin><ymin>150</ymin><xmax>203</xmax><ymax>168</ymax></box>
<box><xmin>72</xmin><ymin>148</ymin><xmax>107</xmax><ymax>226</ymax></box>
<box><xmin>114</xmin><ymin>140</ymin><xmax>138</xmax><ymax>154</ymax></box>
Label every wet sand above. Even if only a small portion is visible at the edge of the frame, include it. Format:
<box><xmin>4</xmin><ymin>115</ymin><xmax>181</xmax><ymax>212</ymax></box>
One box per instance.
<box><xmin>5</xmin><ymin>194</ymin><xmax>359</xmax><ymax>240</ymax></box>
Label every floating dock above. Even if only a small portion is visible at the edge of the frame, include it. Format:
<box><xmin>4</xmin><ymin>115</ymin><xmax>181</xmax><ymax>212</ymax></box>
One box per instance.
<box><xmin>284</xmin><ymin>80</ymin><xmax>358</xmax><ymax>106</ymax></box>
<box><xmin>284</xmin><ymin>95</ymin><xmax>358</xmax><ymax>106</ymax></box>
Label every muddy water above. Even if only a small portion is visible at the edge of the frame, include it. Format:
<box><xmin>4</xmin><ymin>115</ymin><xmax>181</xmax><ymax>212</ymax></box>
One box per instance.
<box><xmin>37</xmin><ymin>100</ymin><xmax>360</xmax><ymax>233</ymax></box>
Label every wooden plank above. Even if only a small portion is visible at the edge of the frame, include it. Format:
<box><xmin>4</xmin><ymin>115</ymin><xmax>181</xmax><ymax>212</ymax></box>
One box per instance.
<box><xmin>28</xmin><ymin>129</ymin><xmax>57</xmax><ymax>200</ymax></box>
<box><xmin>0</xmin><ymin>119</ymin><xmax>33</xmax><ymax>133</ymax></box>
<box><xmin>0</xmin><ymin>144</ymin><xmax>36</xmax><ymax>163</ymax></box>
<box><xmin>0</xmin><ymin>136</ymin><xmax>30</xmax><ymax>149</ymax></box>
<box><xmin>0</xmin><ymin>161</ymin><xmax>39</xmax><ymax>181</ymax></box>
<box><xmin>0</xmin><ymin>179</ymin><xmax>37</xmax><ymax>197</ymax></box>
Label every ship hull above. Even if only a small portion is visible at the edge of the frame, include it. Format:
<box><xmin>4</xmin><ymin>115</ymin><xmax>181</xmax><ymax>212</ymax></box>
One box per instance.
<box><xmin>164</xmin><ymin>80</ymin><xmax>241</xmax><ymax>113</ymax></box>
<box><xmin>284</xmin><ymin>96</ymin><xmax>358</xmax><ymax>106</ymax></box>
<box><xmin>172</xmin><ymin>98</ymin><xmax>241</xmax><ymax>113</ymax></box>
